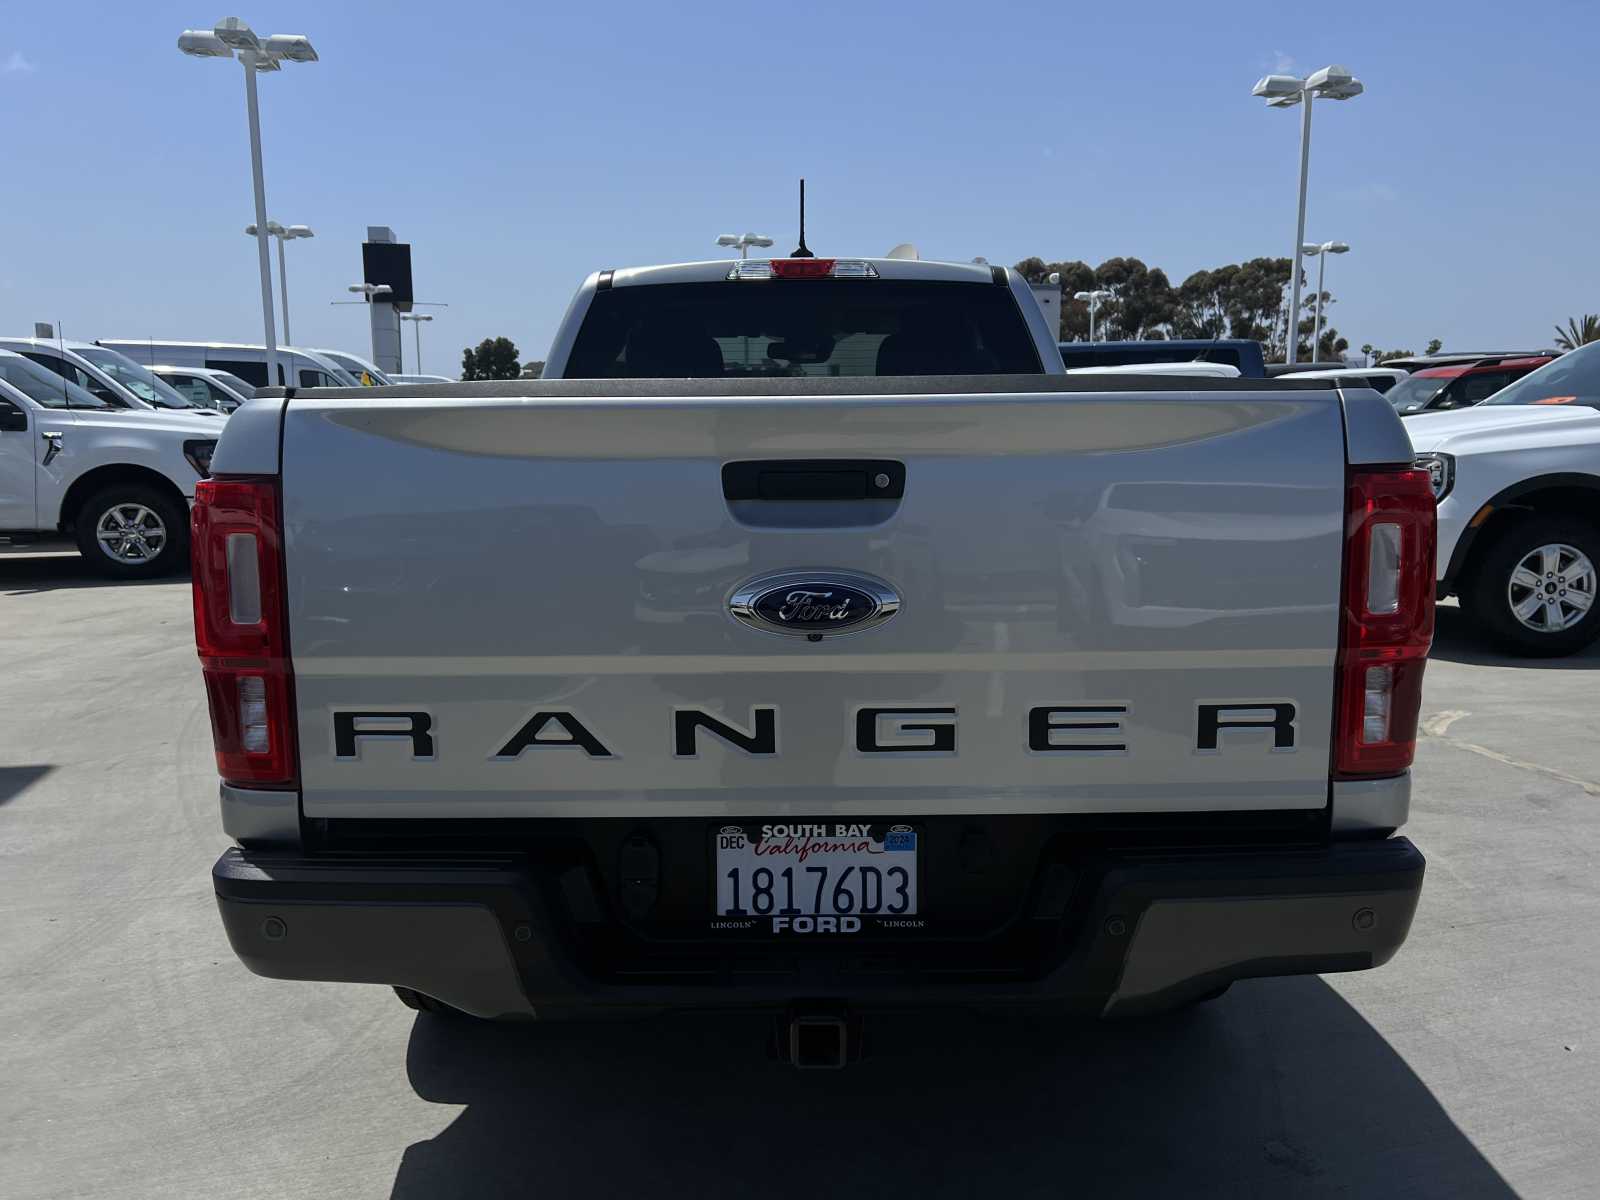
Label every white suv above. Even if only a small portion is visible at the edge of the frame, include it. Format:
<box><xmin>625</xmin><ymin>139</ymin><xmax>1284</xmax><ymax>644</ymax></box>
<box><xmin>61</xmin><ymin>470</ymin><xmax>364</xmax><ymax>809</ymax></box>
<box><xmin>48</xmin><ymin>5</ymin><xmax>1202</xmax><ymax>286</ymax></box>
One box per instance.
<box><xmin>1408</xmin><ymin>341</ymin><xmax>1600</xmax><ymax>656</ymax></box>
<box><xmin>0</xmin><ymin>351</ymin><xmax>220</xmax><ymax>577</ymax></box>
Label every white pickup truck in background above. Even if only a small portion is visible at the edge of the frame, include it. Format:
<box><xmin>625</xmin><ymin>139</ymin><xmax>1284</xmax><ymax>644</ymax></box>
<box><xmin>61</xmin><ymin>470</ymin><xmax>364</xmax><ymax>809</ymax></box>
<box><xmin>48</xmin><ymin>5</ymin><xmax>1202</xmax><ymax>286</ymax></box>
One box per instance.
<box><xmin>0</xmin><ymin>350</ymin><xmax>219</xmax><ymax>576</ymax></box>
<box><xmin>1410</xmin><ymin>342</ymin><xmax>1600</xmax><ymax>656</ymax></box>
<box><xmin>195</xmin><ymin>255</ymin><xmax>1434</xmax><ymax>1065</ymax></box>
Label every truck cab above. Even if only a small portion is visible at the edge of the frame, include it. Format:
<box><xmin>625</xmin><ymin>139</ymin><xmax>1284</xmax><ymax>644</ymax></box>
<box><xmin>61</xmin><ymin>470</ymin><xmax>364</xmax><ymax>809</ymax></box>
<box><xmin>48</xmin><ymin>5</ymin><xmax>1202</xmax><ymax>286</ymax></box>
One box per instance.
<box><xmin>542</xmin><ymin>257</ymin><xmax>1066</xmax><ymax>379</ymax></box>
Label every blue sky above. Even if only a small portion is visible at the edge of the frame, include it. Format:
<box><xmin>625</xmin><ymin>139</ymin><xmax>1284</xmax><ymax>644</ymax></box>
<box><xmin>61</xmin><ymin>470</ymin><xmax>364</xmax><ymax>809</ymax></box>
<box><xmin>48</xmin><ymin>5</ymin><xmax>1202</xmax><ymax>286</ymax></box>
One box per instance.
<box><xmin>2</xmin><ymin>0</ymin><xmax>1596</xmax><ymax>370</ymax></box>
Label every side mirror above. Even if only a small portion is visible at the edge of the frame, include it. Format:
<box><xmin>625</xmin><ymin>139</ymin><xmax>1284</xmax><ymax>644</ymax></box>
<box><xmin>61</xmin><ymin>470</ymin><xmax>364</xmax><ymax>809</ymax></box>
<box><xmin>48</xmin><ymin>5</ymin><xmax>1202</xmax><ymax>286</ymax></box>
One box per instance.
<box><xmin>0</xmin><ymin>400</ymin><xmax>28</xmax><ymax>432</ymax></box>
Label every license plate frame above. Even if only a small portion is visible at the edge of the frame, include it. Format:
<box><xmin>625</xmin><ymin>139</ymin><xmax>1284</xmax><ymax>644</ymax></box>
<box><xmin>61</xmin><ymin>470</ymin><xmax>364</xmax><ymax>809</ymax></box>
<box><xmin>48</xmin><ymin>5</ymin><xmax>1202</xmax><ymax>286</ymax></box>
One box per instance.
<box><xmin>713</xmin><ymin>822</ymin><xmax>921</xmax><ymax>927</ymax></box>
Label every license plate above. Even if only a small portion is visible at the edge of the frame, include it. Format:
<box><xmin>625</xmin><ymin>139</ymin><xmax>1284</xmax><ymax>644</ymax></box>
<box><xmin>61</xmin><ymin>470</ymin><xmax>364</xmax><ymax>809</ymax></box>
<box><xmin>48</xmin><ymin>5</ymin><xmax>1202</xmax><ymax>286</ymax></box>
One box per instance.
<box><xmin>714</xmin><ymin>823</ymin><xmax>919</xmax><ymax>918</ymax></box>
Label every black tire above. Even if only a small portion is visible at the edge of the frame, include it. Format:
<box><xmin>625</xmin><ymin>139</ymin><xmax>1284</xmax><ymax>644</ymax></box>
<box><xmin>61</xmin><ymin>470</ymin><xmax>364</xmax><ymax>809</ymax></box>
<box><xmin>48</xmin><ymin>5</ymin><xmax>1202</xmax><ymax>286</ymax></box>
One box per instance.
<box><xmin>73</xmin><ymin>484</ymin><xmax>189</xmax><ymax>580</ymax></box>
<box><xmin>1462</xmin><ymin>516</ymin><xmax>1600</xmax><ymax>657</ymax></box>
<box><xmin>393</xmin><ymin>986</ymin><xmax>462</xmax><ymax>1017</ymax></box>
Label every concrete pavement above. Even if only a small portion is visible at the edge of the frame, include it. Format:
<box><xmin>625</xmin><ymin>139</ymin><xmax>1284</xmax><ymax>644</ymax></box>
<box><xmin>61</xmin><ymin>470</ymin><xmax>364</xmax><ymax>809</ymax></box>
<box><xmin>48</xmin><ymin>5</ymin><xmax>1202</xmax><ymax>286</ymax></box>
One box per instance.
<box><xmin>1</xmin><ymin>550</ymin><xmax>1595</xmax><ymax>1198</ymax></box>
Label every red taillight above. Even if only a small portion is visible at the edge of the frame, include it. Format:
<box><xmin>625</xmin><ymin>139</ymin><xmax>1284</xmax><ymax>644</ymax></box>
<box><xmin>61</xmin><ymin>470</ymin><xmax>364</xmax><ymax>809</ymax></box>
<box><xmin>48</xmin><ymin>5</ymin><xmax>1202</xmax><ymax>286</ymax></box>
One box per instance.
<box><xmin>191</xmin><ymin>477</ymin><xmax>297</xmax><ymax>788</ymax></box>
<box><xmin>1334</xmin><ymin>466</ymin><xmax>1436</xmax><ymax>778</ymax></box>
<box><xmin>768</xmin><ymin>258</ymin><xmax>837</xmax><ymax>279</ymax></box>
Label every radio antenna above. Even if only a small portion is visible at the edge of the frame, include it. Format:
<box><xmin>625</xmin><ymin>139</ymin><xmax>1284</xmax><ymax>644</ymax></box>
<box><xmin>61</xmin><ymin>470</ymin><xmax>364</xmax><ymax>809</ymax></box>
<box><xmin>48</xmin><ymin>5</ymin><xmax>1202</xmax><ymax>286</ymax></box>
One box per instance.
<box><xmin>790</xmin><ymin>178</ymin><xmax>813</xmax><ymax>258</ymax></box>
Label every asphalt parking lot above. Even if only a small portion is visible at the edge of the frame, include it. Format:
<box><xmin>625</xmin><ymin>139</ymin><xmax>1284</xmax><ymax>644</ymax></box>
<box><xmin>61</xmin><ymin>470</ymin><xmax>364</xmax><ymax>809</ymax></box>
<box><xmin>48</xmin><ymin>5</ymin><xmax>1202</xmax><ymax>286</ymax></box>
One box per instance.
<box><xmin>2</xmin><ymin>546</ymin><xmax>1596</xmax><ymax>1200</ymax></box>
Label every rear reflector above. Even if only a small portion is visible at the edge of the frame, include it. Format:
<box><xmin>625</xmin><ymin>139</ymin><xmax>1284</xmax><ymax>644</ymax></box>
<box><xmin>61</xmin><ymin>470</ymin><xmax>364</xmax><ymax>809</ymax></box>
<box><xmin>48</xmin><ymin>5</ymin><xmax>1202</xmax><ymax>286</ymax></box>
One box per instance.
<box><xmin>192</xmin><ymin>477</ymin><xmax>297</xmax><ymax>788</ymax></box>
<box><xmin>1334</xmin><ymin>467</ymin><xmax>1436</xmax><ymax>779</ymax></box>
<box><xmin>238</xmin><ymin>676</ymin><xmax>270</xmax><ymax>752</ymax></box>
<box><xmin>728</xmin><ymin>259</ymin><xmax>879</xmax><ymax>280</ymax></box>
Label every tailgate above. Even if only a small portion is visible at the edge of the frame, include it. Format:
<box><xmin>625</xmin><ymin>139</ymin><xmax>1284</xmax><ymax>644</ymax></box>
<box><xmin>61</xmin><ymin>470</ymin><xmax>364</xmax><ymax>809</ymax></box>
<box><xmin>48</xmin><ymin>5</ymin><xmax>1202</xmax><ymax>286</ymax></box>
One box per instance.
<box><xmin>282</xmin><ymin>386</ymin><xmax>1346</xmax><ymax>820</ymax></box>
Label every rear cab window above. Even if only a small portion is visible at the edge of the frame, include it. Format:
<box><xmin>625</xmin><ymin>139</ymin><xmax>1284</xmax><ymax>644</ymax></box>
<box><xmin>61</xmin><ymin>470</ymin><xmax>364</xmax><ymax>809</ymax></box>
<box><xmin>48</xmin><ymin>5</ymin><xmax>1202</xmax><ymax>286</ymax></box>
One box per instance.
<box><xmin>564</xmin><ymin>279</ymin><xmax>1043</xmax><ymax>378</ymax></box>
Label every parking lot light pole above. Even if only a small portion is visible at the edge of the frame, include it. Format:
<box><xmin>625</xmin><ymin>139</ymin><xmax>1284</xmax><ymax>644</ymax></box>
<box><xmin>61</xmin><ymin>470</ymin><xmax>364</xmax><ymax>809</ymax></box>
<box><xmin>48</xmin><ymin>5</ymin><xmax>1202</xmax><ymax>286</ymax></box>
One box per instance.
<box><xmin>246</xmin><ymin>222</ymin><xmax>314</xmax><ymax>345</ymax></box>
<box><xmin>400</xmin><ymin>313</ymin><xmax>433</xmax><ymax>375</ymax></box>
<box><xmin>179</xmin><ymin>19</ymin><xmax>318</xmax><ymax>386</ymax></box>
<box><xmin>1252</xmin><ymin>66</ymin><xmax>1363</xmax><ymax>364</ymax></box>
<box><xmin>1074</xmin><ymin>289</ymin><xmax>1113</xmax><ymax>342</ymax></box>
<box><xmin>1301</xmin><ymin>241</ymin><xmax>1350</xmax><ymax>361</ymax></box>
<box><xmin>716</xmin><ymin>232</ymin><xmax>774</xmax><ymax>259</ymax></box>
<box><xmin>345</xmin><ymin>284</ymin><xmax>395</xmax><ymax>370</ymax></box>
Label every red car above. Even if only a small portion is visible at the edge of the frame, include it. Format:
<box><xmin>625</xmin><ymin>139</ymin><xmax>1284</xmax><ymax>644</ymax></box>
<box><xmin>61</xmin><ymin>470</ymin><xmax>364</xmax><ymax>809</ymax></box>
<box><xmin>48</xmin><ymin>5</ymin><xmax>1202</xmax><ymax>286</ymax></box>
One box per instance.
<box><xmin>1389</xmin><ymin>354</ymin><xmax>1556</xmax><ymax>415</ymax></box>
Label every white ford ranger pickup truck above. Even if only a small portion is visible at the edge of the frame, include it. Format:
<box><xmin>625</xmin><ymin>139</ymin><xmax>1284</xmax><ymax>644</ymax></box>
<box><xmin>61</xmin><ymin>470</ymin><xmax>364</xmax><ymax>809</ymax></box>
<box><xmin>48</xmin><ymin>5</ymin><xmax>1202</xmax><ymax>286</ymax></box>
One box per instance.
<box><xmin>195</xmin><ymin>257</ymin><xmax>1432</xmax><ymax>1063</ymax></box>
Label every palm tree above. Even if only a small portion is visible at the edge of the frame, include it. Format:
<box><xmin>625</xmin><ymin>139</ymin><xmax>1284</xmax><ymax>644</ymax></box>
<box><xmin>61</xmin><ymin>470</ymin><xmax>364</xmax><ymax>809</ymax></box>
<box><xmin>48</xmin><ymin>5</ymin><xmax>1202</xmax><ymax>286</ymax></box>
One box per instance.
<box><xmin>1553</xmin><ymin>314</ymin><xmax>1600</xmax><ymax>351</ymax></box>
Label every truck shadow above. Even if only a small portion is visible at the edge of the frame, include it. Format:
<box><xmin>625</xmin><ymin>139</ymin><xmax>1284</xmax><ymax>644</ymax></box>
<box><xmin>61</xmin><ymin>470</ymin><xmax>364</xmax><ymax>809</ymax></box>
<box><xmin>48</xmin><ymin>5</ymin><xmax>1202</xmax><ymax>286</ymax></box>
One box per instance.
<box><xmin>0</xmin><ymin>550</ymin><xmax>187</xmax><ymax>595</ymax></box>
<box><xmin>1429</xmin><ymin>605</ymin><xmax>1600</xmax><ymax>670</ymax></box>
<box><xmin>0</xmin><ymin>764</ymin><xmax>53</xmax><ymax>806</ymax></box>
<box><xmin>392</xmin><ymin>977</ymin><xmax>1513</xmax><ymax>1199</ymax></box>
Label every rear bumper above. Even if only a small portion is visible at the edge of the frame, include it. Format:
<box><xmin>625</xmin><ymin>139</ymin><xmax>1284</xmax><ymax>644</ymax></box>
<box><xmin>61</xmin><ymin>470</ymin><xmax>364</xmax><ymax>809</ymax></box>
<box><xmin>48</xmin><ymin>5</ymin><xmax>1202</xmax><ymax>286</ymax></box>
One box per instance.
<box><xmin>213</xmin><ymin>837</ymin><xmax>1424</xmax><ymax>1019</ymax></box>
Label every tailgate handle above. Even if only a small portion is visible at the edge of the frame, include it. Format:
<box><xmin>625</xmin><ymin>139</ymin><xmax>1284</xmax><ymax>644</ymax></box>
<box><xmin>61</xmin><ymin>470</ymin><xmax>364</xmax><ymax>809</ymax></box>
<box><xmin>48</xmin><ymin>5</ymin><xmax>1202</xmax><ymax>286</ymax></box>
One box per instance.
<box><xmin>722</xmin><ymin>459</ymin><xmax>905</xmax><ymax>502</ymax></box>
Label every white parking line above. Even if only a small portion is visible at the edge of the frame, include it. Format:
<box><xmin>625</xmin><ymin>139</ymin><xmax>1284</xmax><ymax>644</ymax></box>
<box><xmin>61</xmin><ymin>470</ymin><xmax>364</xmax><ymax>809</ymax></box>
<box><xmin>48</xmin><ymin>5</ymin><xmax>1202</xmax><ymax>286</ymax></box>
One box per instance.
<box><xmin>1421</xmin><ymin>709</ymin><xmax>1470</xmax><ymax>737</ymax></box>
<box><xmin>1423</xmin><ymin>708</ymin><xmax>1600</xmax><ymax>796</ymax></box>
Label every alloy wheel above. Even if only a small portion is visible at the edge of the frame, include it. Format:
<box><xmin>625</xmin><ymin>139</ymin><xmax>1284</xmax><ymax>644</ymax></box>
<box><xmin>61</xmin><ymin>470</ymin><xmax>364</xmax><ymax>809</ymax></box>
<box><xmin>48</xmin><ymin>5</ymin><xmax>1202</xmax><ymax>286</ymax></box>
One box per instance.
<box><xmin>95</xmin><ymin>503</ymin><xmax>168</xmax><ymax>563</ymax></box>
<box><xmin>1507</xmin><ymin>543</ymin><xmax>1596</xmax><ymax>633</ymax></box>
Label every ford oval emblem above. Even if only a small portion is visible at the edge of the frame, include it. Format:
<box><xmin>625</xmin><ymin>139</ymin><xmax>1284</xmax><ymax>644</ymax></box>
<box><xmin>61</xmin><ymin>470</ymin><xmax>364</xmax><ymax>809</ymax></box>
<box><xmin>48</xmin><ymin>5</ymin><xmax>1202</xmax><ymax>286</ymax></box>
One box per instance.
<box><xmin>728</xmin><ymin>571</ymin><xmax>901</xmax><ymax>639</ymax></box>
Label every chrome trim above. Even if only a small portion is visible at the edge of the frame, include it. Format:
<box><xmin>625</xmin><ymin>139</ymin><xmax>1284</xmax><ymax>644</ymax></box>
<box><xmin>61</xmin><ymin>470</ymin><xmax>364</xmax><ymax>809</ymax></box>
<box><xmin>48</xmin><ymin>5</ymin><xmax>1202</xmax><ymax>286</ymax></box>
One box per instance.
<box><xmin>220</xmin><ymin>782</ymin><xmax>301</xmax><ymax>847</ymax></box>
<box><xmin>1330</xmin><ymin>772</ymin><xmax>1410</xmax><ymax>834</ymax></box>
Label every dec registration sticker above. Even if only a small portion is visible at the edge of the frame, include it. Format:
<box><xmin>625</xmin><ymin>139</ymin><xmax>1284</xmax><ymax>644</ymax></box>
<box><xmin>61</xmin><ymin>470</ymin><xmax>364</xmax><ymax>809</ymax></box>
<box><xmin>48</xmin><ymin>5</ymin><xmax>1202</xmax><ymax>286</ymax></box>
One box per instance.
<box><xmin>714</xmin><ymin>823</ymin><xmax>920</xmax><ymax>932</ymax></box>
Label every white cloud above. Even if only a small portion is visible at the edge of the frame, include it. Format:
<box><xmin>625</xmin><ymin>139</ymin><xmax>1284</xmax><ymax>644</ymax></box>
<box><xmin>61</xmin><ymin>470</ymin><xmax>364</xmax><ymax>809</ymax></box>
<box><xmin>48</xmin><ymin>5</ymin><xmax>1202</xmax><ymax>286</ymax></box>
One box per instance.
<box><xmin>3</xmin><ymin>50</ymin><xmax>36</xmax><ymax>74</ymax></box>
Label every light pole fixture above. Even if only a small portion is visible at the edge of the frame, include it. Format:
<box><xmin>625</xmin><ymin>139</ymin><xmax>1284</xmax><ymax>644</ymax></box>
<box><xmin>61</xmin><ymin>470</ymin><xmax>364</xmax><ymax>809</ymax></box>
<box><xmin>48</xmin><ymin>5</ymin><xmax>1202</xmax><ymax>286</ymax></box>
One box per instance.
<box><xmin>1252</xmin><ymin>64</ymin><xmax>1363</xmax><ymax>363</ymax></box>
<box><xmin>400</xmin><ymin>313</ymin><xmax>434</xmax><ymax>375</ymax></box>
<box><xmin>347</xmin><ymin>282</ymin><xmax>392</xmax><ymax>299</ymax></box>
<box><xmin>716</xmin><ymin>232</ymin><xmax>775</xmax><ymax>259</ymax></box>
<box><xmin>246</xmin><ymin>221</ymin><xmax>314</xmax><ymax>345</ymax></box>
<box><xmin>1300</xmin><ymin>240</ymin><xmax>1350</xmax><ymax>361</ymax></box>
<box><xmin>1074</xmin><ymin>289</ymin><xmax>1114</xmax><ymax>342</ymax></box>
<box><xmin>180</xmin><ymin>17</ymin><xmax>318</xmax><ymax>386</ymax></box>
